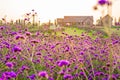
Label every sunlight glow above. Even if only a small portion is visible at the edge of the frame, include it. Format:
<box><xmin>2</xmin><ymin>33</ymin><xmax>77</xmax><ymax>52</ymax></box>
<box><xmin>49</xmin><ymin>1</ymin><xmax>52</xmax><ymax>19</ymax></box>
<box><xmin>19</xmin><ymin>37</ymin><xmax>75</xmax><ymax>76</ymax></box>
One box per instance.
<box><xmin>0</xmin><ymin>0</ymin><xmax>120</xmax><ymax>23</ymax></box>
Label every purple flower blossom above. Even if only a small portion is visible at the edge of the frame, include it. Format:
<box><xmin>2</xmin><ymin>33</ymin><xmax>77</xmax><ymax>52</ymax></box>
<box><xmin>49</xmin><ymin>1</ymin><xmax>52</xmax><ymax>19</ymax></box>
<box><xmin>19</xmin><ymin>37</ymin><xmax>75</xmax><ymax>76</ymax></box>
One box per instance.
<box><xmin>21</xmin><ymin>65</ymin><xmax>29</xmax><ymax>71</ymax></box>
<box><xmin>95</xmin><ymin>72</ymin><xmax>104</xmax><ymax>76</ymax></box>
<box><xmin>0</xmin><ymin>78</ymin><xmax>3</xmax><ymax>80</ymax></box>
<box><xmin>115</xmin><ymin>74</ymin><xmax>120</xmax><ymax>78</ymax></box>
<box><xmin>98</xmin><ymin>0</ymin><xmax>107</xmax><ymax>5</ymax></box>
<box><xmin>2</xmin><ymin>41</ymin><xmax>10</xmax><ymax>48</ymax></box>
<box><xmin>31</xmin><ymin>39</ymin><xmax>39</xmax><ymax>44</ymax></box>
<box><xmin>38</xmin><ymin>71</ymin><xmax>48</xmax><ymax>79</ymax></box>
<box><xmin>6</xmin><ymin>62</ymin><xmax>14</xmax><ymax>69</ymax></box>
<box><xmin>80</xmin><ymin>51</ymin><xmax>84</xmax><ymax>55</ymax></box>
<box><xmin>15</xmin><ymin>35</ymin><xmax>20</xmax><ymax>40</ymax></box>
<box><xmin>80</xmin><ymin>72</ymin><xmax>84</xmax><ymax>76</ymax></box>
<box><xmin>63</xmin><ymin>74</ymin><xmax>73</xmax><ymax>80</ymax></box>
<box><xmin>2</xmin><ymin>71</ymin><xmax>17</xmax><ymax>79</ymax></box>
<box><xmin>57</xmin><ymin>60</ymin><xmax>70</xmax><ymax>67</ymax></box>
<box><xmin>9</xmin><ymin>71</ymin><xmax>17</xmax><ymax>78</ymax></box>
<box><xmin>51</xmin><ymin>45</ymin><xmax>55</xmax><ymax>49</ymax></box>
<box><xmin>74</xmin><ymin>66</ymin><xmax>78</xmax><ymax>70</ymax></box>
<box><xmin>0</xmin><ymin>26</ymin><xmax>5</xmax><ymax>30</ymax></box>
<box><xmin>5</xmin><ymin>55</ymin><xmax>10</xmax><ymax>60</ymax></box>
<box><xmin>58</xmin><ymin>69</ymin><xmax>65</xmax><ymax>75</ymax></box>
<box><xmin>36</xmin><ymin>52</ymin><xmax>41</xmax><ymax>55</ymax></box>
<box><xmin>12</xmin><ymin>56</ymin><xmax>17</xmax><ymax>59</ymax></box>
<box><xmin>15</xmin><ymin>34</ymin><xmax>25</xmax><ymax>40</ymax></box>
<box><xmin>26</xmin><ymin>31</ymin><xmax>31</xmax><ymax>36</ymax></box>
<box><xmin>48</xmin><ymin>77</ymin><xmax>54</xmax><ymax>80</ymax></box>
<box><xmin>27</xmin><ymin>74</ymin><xmax>36</xmax><ymax>80</ymax></box>
<box><xmin>111</xmin><ymin>75</ymin><xmax>117</xmax><ymax>80</ymax></box>
<box><xmin>74</xmin><ymin>73</ymin><xmax>79</xmax><ymax>77</ymax></box>
<box><xmin>36</xmin><ymin>32</ymin><xmax>40</xmax><ymax>35</ymax></box>
<box><xmin>9</xmin><ymin>31</ymin><xmax>17</xmax><ymax>36</ymax></box>
<box><xmin>112</xmin><ymin>40</ymin><xmax>118</xmax><ymax>45</ymax></box>
<box><xmin>12</xmin><ymin>45</ymin><xmax>22</xmax><ymax>52</ymax></box>
<box><xmin>65</xmin><ymin>46</ymin><xmax>70</xmax><ymax>52</ymax></box>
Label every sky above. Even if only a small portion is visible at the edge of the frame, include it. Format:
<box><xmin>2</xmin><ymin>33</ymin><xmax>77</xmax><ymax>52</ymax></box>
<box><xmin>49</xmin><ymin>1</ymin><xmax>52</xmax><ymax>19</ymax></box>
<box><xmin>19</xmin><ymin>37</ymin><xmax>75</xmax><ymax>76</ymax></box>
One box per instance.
<box><xmin>0</xmin><ymin>0</ymin><xmax>120</xmax><ymax>24</ymax></box>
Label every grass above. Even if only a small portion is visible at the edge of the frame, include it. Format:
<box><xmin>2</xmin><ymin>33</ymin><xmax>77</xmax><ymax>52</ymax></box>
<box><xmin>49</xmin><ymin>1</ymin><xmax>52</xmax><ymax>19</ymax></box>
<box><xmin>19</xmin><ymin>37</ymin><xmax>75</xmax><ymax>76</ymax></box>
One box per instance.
<box><xmin>101</xmin><ymin>27</ymin><xmax>120</xmax><ymax>36</ymax></box>
<box><xmin>110</xmin><ymin>28</ymin><xmax>120</xmax><ymax>35</ymax></box>
<box><xmin>55</xmin><ymin>27</ymin><xmax>106</xmax><ymax>39</ymax></box>
<box><xmin>63</xmin><ymin>26</ymin><xmax>120</xmax><ymax>38</ymax></box>
<box><xmin>24</xmin><ymin>25</ymin><xmax>120</xmax><ymax>38</ymax></box>
<box><xmin>64</xmin><ymin>27</ymin><xmax>85</xmax><ymax>35</ymax></box>
<box><xmin>56</xmin><ymin>27</ymin><xmax>85</xmax><ymax>36</ymax></box>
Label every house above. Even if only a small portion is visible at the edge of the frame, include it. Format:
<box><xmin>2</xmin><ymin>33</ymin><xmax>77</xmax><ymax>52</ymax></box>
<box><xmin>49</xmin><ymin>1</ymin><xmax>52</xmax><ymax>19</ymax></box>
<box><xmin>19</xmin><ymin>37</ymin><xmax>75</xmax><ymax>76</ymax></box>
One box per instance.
<box><xmin>64</xmin><ymin>16</ymin><xmax>93</xmax><ymax>27</ymax></box>
<box><xmin>56</xmin><ymin>16</ymin><xmax>93</xmax><ymax>27</ymax></box>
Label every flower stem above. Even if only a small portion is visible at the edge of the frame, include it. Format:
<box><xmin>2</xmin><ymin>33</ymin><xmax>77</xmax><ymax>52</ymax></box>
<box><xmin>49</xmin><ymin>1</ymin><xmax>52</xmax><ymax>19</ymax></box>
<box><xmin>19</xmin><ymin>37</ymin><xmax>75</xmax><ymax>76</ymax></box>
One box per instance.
<box><xmin>87</xmin><ymin>51</ymin><xmax>95</xmax><ymax>80</ymax></box>
<box><xmin>31</xmin><ymin>62</ymin><xmax>39</xmax><ymax>80</ymax></box>
<box><xmin>109</xmin><ymin>44</ymin><xmax>114</xmax><ymax>79</ymax></box>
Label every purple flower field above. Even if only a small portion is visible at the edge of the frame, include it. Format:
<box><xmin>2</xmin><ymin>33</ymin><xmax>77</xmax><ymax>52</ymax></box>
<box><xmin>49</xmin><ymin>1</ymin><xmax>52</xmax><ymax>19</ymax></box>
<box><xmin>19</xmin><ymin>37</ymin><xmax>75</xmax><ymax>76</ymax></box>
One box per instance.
<box><xmin>0</xmin><ymin>25</ymin><xmax>120</xmax><ymax>80</ymax></box>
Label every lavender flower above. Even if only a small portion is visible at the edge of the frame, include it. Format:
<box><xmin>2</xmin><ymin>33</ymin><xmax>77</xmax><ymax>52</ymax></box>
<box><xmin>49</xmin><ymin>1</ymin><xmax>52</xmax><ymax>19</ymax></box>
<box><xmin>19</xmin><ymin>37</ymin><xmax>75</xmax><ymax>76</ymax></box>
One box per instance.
<box><xmin>58</xmin><ymin>69</ymin><xmax>65</xmax><ymax>75</ymax></box>
<box><xmin>6</xmin><ymin>62</ymin><xmax>14</xmax><ymax>69</ymax></box>
<box><xmin>57</xmin><ymin>60</ymin><xmax>70</xmax><ymax>67</ymax></box>
<box><xmin>9</xmin><ymin>71</ymin><xmax>17</xmax><ymax>78</ymax></box>
<box><xmin>9</xmin><ymin>31</ymin><xmax>17</xmax><ymax>36</ymax></box>
<box><xmin>15</xmin><ymin>34</ymin><xmax>25</xmax><ymax>40</ymax></box>
<box><xmin>38</xmin><ymin>71</ymin><xmax>49</xmax><ymax>79</ymax></box>
<box><xmin>98</xmin><ymin>0</ymin><xmax>107</xmax><ymax>5</ymax></box>
<box><xmin>0</xmin><ymin>78</ymin><xmax>3</xmax><ymax>80</ymax></box>
<box><xmin>21</xmin><ymin>65</ymin><xmax>29</xmax><ymax>71</ymax></box>
<box><xmin>27</xmin><ymin>74</ymin><xmax>36</xmax><ymax>80</ymax></box>
<box><xmin>2</xmin><ymin>71</ymin><xmax>17</xmax><ymax>79</ymax></box>
<box><xmin>26</xmin><ymin>31</ymin><xmax>31</xmax><ymax>36</ymax></box>
<box><xmin>63</xmin><ymin>74</ymin><xmax>73</xmax><ymax>80</ymax></box>
<box><xmin>31</xmin><ymin>39</ymin><xmax>39</xmax><ymax>44</ymax></box>
<box><xmin>48</xmin><ymin>77</ymin><xmax>54</xmax><ymax>80</ymax></box>
<box><xmin>80</xmin><ymin>51</ymin><xmax>84</xmax><ymax>55</ymax></box>
<box><xmin>112</xmin><ymin>40</ymin><xmax>118</xmax><ymax>45</ymax></box>
<box><xmin>12</xmin><ymin>45</ymin><xmax>22</xmax><ymax>52</ymax></box>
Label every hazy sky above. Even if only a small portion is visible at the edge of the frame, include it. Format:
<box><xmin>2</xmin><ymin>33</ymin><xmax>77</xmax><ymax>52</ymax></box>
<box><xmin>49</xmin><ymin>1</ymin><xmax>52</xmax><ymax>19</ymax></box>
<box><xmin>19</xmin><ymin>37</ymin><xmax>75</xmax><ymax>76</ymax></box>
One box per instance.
<box><xmin>0</xmin><ymin>0</ymin><xmax>120</xmax><ymax>23</ymax></box>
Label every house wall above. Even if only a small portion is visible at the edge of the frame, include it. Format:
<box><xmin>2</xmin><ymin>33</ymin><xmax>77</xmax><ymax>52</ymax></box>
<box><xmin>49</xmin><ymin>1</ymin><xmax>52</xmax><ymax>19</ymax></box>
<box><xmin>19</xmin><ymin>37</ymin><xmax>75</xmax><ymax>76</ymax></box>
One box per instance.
<box><xmin>57</xmin><ymin>18</ymin><xmax>64</xmax><ymax>26</ymax></box>
<box><xmin>83</xmin><ymin>18</ymin><xmax>93</xmax><ymax>27</ymax></box>
<box><xmin>57</xmin><ymin>16</ymin><xmax>93</xmax><ymax>27</ymax></box>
